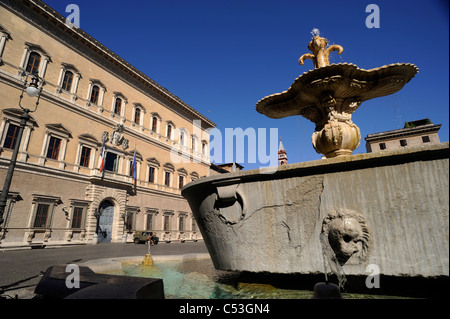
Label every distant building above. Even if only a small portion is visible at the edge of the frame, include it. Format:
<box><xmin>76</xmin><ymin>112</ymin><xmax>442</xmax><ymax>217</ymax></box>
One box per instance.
<box><xmin>278</xmin><ymin>139</ymin><xmax>287</xmax><ymax>165</ymax></box>
<box><xmin>365</xmin><ymin>119</ymin><xmax>442</xmax><ymax>153</ymax></box>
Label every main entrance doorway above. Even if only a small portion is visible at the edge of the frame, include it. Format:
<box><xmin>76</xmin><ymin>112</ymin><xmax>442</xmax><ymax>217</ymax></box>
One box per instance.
<box><xmin>98</xmin><ymin>200</ymin><xmax>114</xmax><ymax>243</ymax></box>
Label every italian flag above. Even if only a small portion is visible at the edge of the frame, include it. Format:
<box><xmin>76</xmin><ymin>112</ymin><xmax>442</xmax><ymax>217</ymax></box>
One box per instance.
<box><xmin>99</xmin><ymin>137</ymin><xmax>106</xmax><ymax>172</ymax></box>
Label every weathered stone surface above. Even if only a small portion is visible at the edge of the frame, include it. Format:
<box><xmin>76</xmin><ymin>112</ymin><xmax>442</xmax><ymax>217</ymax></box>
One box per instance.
<box><xmin>182</xmin><ymin>143</ymin><xmax>449</xmax><ymax>278</ymax></box>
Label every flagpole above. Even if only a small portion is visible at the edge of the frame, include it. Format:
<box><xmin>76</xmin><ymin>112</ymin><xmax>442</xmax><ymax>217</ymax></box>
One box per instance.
<box><xmin>133</xmin><ymin>145</ymin><xmax>137</xmax><ymax>194</ymax></box>
<box><xmin>100</xmin><ymin>134</ymin><xmax>106</xmax><ymax>180</ymax></box>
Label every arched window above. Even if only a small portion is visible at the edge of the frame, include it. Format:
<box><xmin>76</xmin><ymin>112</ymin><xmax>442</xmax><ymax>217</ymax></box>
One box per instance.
<box><xmin>26</xmin><ymin>52</ymin><xmax>41</xmax><ymax>75</ymax></box>
<box><xmin>114</xmin><ymin>97</ymin><xmax>122</xmax><ymax>115</ymax></box>
<box><xmin>191</xmin><ymin>135</ymin><xmax>198</xmax><ymax>152</ymax></box>
<box><xmin>180</xmin><ymin>131</ymin><xmax>185</xmax><ymax>146</ymax></box>
<box><xmin>90</xmin><ymin>85</ymin><xmax>100</xmax><ymax>104</ymax></box>
<box><xmin>134</xmin><ymin>108</ymin><xmax>141</xmax><ymax>125</ymax></box>
<box><xmin>167</xmin><ymin>124</ymin><xmax>172</xmax><ymax>140</ymax></box>
<box><xmin>61</xmin><ymin>71</ymin><xmax>73</xmax><ymax>92</ymax></box>
<box><xmin>151</xmin><ymin>116</ymin><xmax>158</xmax><ymax>132</ymax></box>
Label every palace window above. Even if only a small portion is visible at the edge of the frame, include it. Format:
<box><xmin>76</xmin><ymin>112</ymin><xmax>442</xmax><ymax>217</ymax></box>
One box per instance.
<box><xmin>179</xmin><ymin>129</ymin><xmax>190</xmax><ymax>149</ymax></box>
<box><xmin>61</xmin><ymin>71</ymin><xmax>73</xmax><ymax>92</ymax></box>
<box><xmin>177</xmin><ymin>168</ymin><xmax>187</xmax><ymax>189</ymax></box>
<box><xmin>164</xmin><ymin>214</ymin><xmax>171</xmax><ymax>231</ymax></box>
<box><xmin>76</xmin><ymin>134</ymin><xmax>99</xmax><ymax>171</ymax></box>
<box><xmin>146</xmin><ymin>209</ymin><xmax>158</xmax><ymax>231</ymax></box>
<box><xmin>151</xmin><ymin>116</ymin><xmax>158</xmax><ymax>133</ymax></box>
<box><xmin>0</xmin><ymin>25</ymin><xmax>11</xmax><ymax>61</ymax></box>
<box><xmin>30</xmin><ymin>195</ymin><xmax>61</xmax><ymax>229</ymax></box>
<box><xmin>163</xmin><ymin>163</ymin><xmax>174</xmax><ymax>188</ymax></box>
<box><xmin>180</xmin><ymin>130</ymin><xmax>186</xmax><ymax>147</ymax></box>
<box><xmin>148</xmin><ymin>166</ymin><xmax>155</xmax><ymax>183</ymax></box>
<box><xmin>179</xmin><ymin>215</ymin><xmax>185</xmax><ymax>231</ymax></box>
<box><xmin>87</xmin><ymin>79</ymin><xmax>106</xmax><ymax>107</ymax></box>
<box><xmin>111</xmin><ymin>92</ymin><xmax>127</xmax><ymax>118</ymax></box>
<box><xmin>422</xmin><ymin>136</ymin><xmax>430</xmax><ymax>143</ymax></box>
<box><xmin>46</xmin><ymin>136</ymin><xmax>61</xmax><ymax>160</ymax></box>
<box><xmin>125</xmin><ymin>211</ymin><xmax>134</xmax><ymax>231</ymax></box>
<box><xmin>3</xmin><ymin>123</ymin><xmax>19</xmax><ymax>150</ymax></box>
<box><xmin>191</xmin><ymin>135</ymin><xmax>198</xmax><ymax>153</ymax></box>
<box><xmin>79</xmin><ymin>146</ymin><xmax>91</xmax><ymax>167</ymax></box>
<box><xmin>178</xmin><ymin>175</ymin><xmax>184</xmax><ymax>189</ymax></box>
<box><xmin>90</xmin><ymin>85</ymin><xmax>100</xmax><ymax>104</ymax></box>
<box><xmin>57</xmin><ymin>64</ymin><xmax>81</xmax><ymax>97</ymax></box>
<box><xmin>41</xmin><ymin>124</ymin><xmax>72</xmax><ymax>167</ymax></box>
<box><xmin>400</xmin><ymin>139</ymin><xmax>407</xmax><ymax>147</ymax></box>
<box><xmin>146</xmin><ymin>158</ymin><xmax>160</xmax><ymax>185</ymax></box>
<box><xmin>114</xmin><ymin>98</ymin><xmax>122</xmax><ymax>116</ymax></box>
<box><xmin>26</xmin><ymin>52</ymin><xmax>41</xmax><ymax>75</ymax></box>
<box><xmin>71</xmin><ymin>207</ymin><xmax>83</xmax><ymax>229</ymax></box>
<box><xmin>1</xmin><ymin>109</ymin><xmax>37</xmax><ymax>160</ymax></box>
<box><xmin>134</xmin><ymin>108</ymin><xmax>141</xmax><ymax>125</ymax></box>
<box><xmin>33</xmin><ymin>203</ymin><xmax>49</xmax><ymax>228</ymax></box>
<box><xmin>19</xmin><ymin>43</ymin><xmax>51</xmax><ymax>78</ymax></box>
<box><xmin>166</xmin><ymin>121</ymin><xmax>176</xmax><ymax>140</ymax></box>
<box><xmin>167</xmin><ymin>124</ymin><xmax>172</xmax><ymax>139</ymax></box>
<box><xmin>164</xmin><ymin>171</ymin><xmax>171</xmax><ymax>187</ymax></box>
<box><xmin>69</xmin><ymin>200</ymin><xmax>90</xmax><ymax>229</ymax></box>
<box><xmin>379</xmin><ymin>142</ymin><xmax>386</xmax><ymax>150</ymax></box>
<box><xmin>132</xmin><ymin>103</ymin><xmax>145</xmax><ymax>127</ymax></box>
<box><xmin>104</xmin><ymin>152</ymin><xmax>119</xmax><ymax>172</ymax></box>
<box><xmin>202</xmin><ymin>141</ymin><xmax>208</xmax><ymax>157</ymax></box>
<box><xmin>146</xmin><ymin>213</ymin><xmax>153</xmax><ymax>231</ymax></box>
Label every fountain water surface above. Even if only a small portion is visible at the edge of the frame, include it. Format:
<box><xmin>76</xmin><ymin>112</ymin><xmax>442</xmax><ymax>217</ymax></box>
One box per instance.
<box><xmin>105</xmin><ymin>258</ymin><xmax>409</xmax><ymax>299</ymax></box>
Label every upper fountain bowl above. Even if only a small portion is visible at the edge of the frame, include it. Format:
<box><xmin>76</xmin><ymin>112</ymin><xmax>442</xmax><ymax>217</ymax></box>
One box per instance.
<box><xmin>256</xmin><ymin>62</ymin><xmax>419</xmax><ymax>122</ymax></box>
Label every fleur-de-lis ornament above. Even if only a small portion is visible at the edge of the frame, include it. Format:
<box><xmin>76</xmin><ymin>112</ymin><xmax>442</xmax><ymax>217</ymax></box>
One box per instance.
<box><xmin>299</xmin><ymin>29</ymin><xmax>343</xmax><ymax>69</ymax></box>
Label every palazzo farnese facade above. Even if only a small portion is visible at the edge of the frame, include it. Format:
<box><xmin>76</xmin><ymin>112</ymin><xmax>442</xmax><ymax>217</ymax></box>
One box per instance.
<box><xmin>0</xmin><ymin>0</ymin><xmax>215</xmax><ymax>248</ymax></box>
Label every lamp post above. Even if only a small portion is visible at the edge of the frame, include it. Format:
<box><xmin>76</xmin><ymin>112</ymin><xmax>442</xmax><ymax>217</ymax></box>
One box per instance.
<box><xmin>0</xmin><ymin>74</ymin><xmax>42</xmax><ymax>227</ymax></box>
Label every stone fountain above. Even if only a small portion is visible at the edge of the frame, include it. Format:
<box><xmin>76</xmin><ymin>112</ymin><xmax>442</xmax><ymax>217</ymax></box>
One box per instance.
<box><xmin>182</xmin><ymin>30</ymin><xmax>449</xmax><ymax>295</ymax></box>
<box><xmin>256</xmin><ymin>29</ymin><xmax>418</xmax><ymax>158</ymax></box>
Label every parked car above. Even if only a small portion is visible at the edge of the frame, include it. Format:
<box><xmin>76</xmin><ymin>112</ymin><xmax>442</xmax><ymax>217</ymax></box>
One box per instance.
<box><xmin>133</xmin><ymin>231</ymin><xmax>159</xmax><ymax>245</ymax></box>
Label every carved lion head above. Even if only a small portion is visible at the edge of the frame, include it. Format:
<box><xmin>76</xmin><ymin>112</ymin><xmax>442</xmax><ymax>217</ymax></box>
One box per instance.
<box><xmin>322</xmin><ymin>209</ymin><xmax>370</xmax><ymax>265</ymax></box>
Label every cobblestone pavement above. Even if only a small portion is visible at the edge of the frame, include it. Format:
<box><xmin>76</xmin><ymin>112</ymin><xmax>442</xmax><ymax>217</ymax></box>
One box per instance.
<box><xmin>0</xmin><ymin>241</ymin><xmax>208</xmax><ymax>299</ymax></box>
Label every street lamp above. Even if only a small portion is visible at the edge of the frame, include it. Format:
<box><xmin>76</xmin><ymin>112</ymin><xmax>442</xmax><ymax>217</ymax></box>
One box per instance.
<box><xmin>0</xmin><ymin>73</ymin><xmax>42</xmax><ymax>227</ymax></box>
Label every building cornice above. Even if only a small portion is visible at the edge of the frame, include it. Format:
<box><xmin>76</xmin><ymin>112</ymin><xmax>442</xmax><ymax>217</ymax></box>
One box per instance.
<box><xmin>365</xmin><ymin>124</ymin><xmax>442</xmax><ymax>142</ymax></box>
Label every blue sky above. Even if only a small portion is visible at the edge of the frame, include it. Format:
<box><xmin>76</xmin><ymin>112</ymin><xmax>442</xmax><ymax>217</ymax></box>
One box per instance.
<box><xmin>44</xmin><ymin>0</ymin><xmax>449</xmax><ymax>170</ymax></box>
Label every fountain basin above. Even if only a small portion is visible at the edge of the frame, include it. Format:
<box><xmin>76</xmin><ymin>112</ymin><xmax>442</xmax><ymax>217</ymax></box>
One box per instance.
<box><xmin>182</xmin><ymin>143</ymin><xmax>449</xmax><ymax>278</ymax></box>
<box><xmin>256</xmin><ymin>63</ymin><xmax>419</xmax><ymax>120</ymax></box>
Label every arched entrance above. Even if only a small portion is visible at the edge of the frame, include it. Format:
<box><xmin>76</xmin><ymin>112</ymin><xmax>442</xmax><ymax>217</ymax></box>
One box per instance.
<box><xmin>97</xmin><ymin>200</ymin><xmax>114</xmax><ymax>243</ymax></box>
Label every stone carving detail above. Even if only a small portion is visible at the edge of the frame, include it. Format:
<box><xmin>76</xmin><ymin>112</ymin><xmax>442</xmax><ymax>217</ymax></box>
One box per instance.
<box><xmin>102</xmin><ymin>124</ymin><xmax>129</xmax><ymax>150</ymax></box>
<box><xmin>312</xmin><ymin>120</ymin><xmax>361</xmax><ymax>157</ymax></box>
<box><xmin>298</xmin><ymin>34</ymin><xmax>343</xmax><ymax>69</ymax></box>
<box><xmin>321</xmin><ymin>209</ymin><xmax>370</xmax><ymax>265</ymax></box>
<box><xmin>215</xmin><ymin>184</ymin><xmax>245</xmax><ymax>225</ymax></box>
